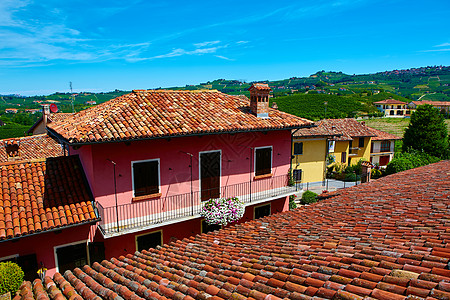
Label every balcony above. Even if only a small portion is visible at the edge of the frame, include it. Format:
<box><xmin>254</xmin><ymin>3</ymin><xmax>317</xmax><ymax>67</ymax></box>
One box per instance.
<box><xmin>97</xmin><ymin>175</ymin><xmax>296</xmax><ymax>237</ymax></box>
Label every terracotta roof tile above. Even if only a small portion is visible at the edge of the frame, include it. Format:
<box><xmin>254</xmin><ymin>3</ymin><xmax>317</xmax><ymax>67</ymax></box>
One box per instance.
<box><xmin>47</xmin><ymin>90</ymin><xmax>312</xmax><ymax>144</ymax></box>
<box><xmin>0</xmin><ymin>134</ymin><xmax>64</xmax><ymax>162</ymax></box>
<box><xmin>0</xmin><ymin>155</ymin><xmax>97</xmax><ymax>241</ymax></box>
<box><xmin>314</xmin><ymin>118</ymin><xmax>376</xmax><ymax>141</ymax></box>
<box><xmin>374</xmin><ymin>99</ymin><xmax>408</xmax><ymax>105</ymax></box>
<box><xmin>17</xmin><ymin>161</ymin><xmax>450</xmax><ymax>300</ymax></box>
<box><xmin>365</xmin><ymin>126</ymin><xmax>402</xmax><ymax>141</ymax></box>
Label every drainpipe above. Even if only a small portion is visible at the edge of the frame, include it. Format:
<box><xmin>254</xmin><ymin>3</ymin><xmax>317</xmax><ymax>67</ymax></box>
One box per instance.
<box><xmin>249</xmin><ymin>147</ymin><xmax>253</xmax><ymax>202</ymax></box>
<box><xmin>180</xmin><ymin>151</ymin><xmax>194</xmax><ymax>215</ymax></box>
<box><xmin>107</xmin><ymin>159</ymin><xmax>119</xmax><ymax>232</ymax></box>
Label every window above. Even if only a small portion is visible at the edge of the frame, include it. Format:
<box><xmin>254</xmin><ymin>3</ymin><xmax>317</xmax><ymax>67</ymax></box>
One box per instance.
<box><xmin>380</xmin><ymin>141</ymin><xmax>391</xmax><ymax>152</ymax></box>
<box><xmin>328</xmin><ymin>140</ymin><xmax>335</xmax><ymax>153</ymax></box>
<box><xmin>293</xmin><ymin>142</ymin><xmax>303</xmax><ymax>155</ymax></box>
<box><xmin>293</xmin><ymin>169</ymin><xmax>302</xmax><ymax>182</ymax></box>
<box><xmin>56</xmin><ymin>242</ymin><xmax>88</xmax><ymax>274</ymax></box>
<box><xmin>254</xmin><ymin>204</ymin><xmax>271</xmax><ymax>219</ymax></box>
<box><xmin>1</xmin><ymin>254</ymin><xmax>38</xmax><ymax>281</ymax></box>
<box><xmin>255</xmin><ymin>147</ymin><xmax>272</xmax><ymax>176</ymax></box>
<box><xmin>341</xmin><ymin>152</ymin><xmax>347</xmax><ymax>163</ymax></box>
<box><xmin>132</xmin><ymin>159</ymin><xmax>159</xmax><ymax>197</ymax></box>
<box><xmin>349</xmin><ymin>141</ymin><xmax>353</xmax><ymax>154</ymax></box>
<box><xmin>202</xmin><ymin>220</ymin><xmax>221</xmax><ymax>234</ymax></box>
<box><xmin>136</xmin><ymin>231</ymin><xmax>162</xmax><ymax>252</ymax></box>
<box><xmin>359</xmin><ymin>138</ymin><xmax>365</xmax><ymax>148</ymax></box>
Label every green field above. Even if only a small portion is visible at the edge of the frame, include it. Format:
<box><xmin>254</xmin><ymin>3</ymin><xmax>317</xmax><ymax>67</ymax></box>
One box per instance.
<box><xmin>363</xmin><ymin>118</ymin><xmax>450</xmax><ymax>138</ymax></box>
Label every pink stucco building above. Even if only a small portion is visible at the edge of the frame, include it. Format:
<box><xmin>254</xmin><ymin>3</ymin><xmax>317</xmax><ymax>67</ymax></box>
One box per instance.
<box><xmin>1</xmin><ymin>84</ymin><xmax>312</xmax><ymax>277</ymax></box>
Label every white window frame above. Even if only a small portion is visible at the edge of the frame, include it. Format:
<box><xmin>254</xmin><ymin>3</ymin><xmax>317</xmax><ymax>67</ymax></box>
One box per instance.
<box><xmin>54</xmin><ymin>240</ymin><xmax>89</xmax><ymax>273</ymax></box>
<box><xmin>135</xmin><ymin>229</ymin><xmax>163</xmax><ymax>252</ymax></box>
<box><xmin>253</xmin><ymin>203</ymin><xmax>271</xmax><ymax>219</ymax></box>
<box><xmin>131</xmin><ymin>158</ymin><xmax>161</xmax><ymax>197</ymax></box>
<box><xmin>0</xmin><ymin>254</ymin><xmax>19</xmax><ymax>262</ymax></box>
<box><xmin>254</xmin><ymin>146</ymin><xmax>273</xmax><ymax>176</ymax></box>
<box><xmin>328</xmin><ymin>140</ymin><xmax>336</xmax><ymax>153</ymax></box>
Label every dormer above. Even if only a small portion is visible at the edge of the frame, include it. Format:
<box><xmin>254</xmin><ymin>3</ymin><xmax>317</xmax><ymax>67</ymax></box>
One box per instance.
<box><xmin>248</xmin><ymin>83</ymin><xmax>271</xmax><ymax>118</ymax></box>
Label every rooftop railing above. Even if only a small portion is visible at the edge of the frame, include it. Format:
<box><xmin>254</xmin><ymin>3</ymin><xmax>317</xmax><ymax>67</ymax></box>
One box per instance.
<box><xmin>97</xmin><ymin>174</ymin><xmax>295</xmax><ymax>236</ymax></box>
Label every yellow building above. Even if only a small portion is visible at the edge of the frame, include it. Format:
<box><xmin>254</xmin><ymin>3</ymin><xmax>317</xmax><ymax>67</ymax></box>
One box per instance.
<box><xmin>318</xmin><ymin>119</ymin><xmax>375</xmax><ymax>167</ymax></box>
<box><xmin>291</xmin><ymin>119</ymin><xmax>376</xmax><ymax>184</ymax></box>
<box><xmin>291</xmin><ymin>125</ymin><xmax>341</xmax><ymax>183</ymax></box>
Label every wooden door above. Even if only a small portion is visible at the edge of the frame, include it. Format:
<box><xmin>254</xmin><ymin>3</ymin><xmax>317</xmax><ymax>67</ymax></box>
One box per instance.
<box><xmin>379</xmin><ymin>155</ymin><xmax>390</xmax><ymax>166</ymax></box>
<box><xmin>200</xmin><ymin>151</ymin><xmax>221</xmax><ymax>201</ymax></box>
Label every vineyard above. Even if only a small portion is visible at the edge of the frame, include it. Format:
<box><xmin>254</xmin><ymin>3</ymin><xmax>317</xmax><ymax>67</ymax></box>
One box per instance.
<box><xmin>270</xmin><ymin>94</ymin><xmax>372</xmax><ymax>121</ymax></box>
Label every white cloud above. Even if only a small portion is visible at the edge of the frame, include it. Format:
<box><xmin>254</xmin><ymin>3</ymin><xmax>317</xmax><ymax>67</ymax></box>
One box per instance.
<box><xmin>194</xmin><ymin>41</ymin><xmax>220</xmax><ymax>48</ymax></box>
<box><xmin>215</xmin><ymin>55</ymin><xmax>234</xmax><ymax>61</ymax></box>
<box><xmin>421</xmin><ymin>48</ymin><xmax>450</xmax><ymax>53</ymax></box>
<box><xmin>434</xmin><ymin>42</ymin><xmax>450</xmax><ymax>47</ymax></box>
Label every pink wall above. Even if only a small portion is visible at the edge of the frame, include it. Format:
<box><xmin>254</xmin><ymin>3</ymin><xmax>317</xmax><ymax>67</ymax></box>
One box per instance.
<box><xmin>0</xmin><ymin>224</ymin><xmax>92</xmax><ymax>278</ymax></box>
<box><xmin>71</xmin><ymin>130</ymin><xmax>292</xmax><ymax>209</ymax></box>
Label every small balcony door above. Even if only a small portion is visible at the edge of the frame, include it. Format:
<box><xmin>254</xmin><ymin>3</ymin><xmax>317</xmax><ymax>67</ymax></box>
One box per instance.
<box><xmin>200</xmin><ymin>151</ymin><xmax>221</xmax><ymax>201</ymax></box>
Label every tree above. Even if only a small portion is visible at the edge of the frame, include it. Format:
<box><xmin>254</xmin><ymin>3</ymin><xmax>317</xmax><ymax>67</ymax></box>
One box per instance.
<box><xmin>403</xmin><ymin>104</ymin><xmax>449</xmax><ymax>158</ymax></box>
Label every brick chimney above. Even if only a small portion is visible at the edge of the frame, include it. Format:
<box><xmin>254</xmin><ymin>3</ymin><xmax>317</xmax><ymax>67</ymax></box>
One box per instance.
<box><xmin>5</xmin><ymin>139</ymin><xmax>20</xmax><ymax>160</ymax></box>
<box><xmin>248</xmin><ymin>83</ymin><xmax>271</xmax><ymax>118</ymax></box>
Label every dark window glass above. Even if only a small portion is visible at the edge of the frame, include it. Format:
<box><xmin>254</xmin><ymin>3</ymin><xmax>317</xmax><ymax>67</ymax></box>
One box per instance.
<box><xmin>293</xmin><ymin>142</ymin><xmax>303</xmax><ymax>155</ymax></box>
<box><xmin>136</xmin><ymin>231</ymin><xmax>162</xmax><ymax>252</ymax></box>
<box><xmin>380</xmin><ymin>141</ymin><xmax>391</xmax><ymax>152</ymax></box>
<box><xmin>341</xmin><ymin>152</ymin><xmax>347</xmax><ymax>163</ymax></box>
<box><xmin>254</xmin><ymin>204</ymin><xmax>271</xmax><ymax>219</ymax></box>
<box><xmin>349</xmin><ymin>141</ymin><xmax>353</xmax><ymax>154</ymax></box>
<box><xmin>202</xmin><ymin>220</ymin><xmax>221</xmax><ymax>234</ymax></box>
<box><xmin>1</xmin><ymin>254</ymin><xmax>38</xmax><ymax>281</ymax></box>
<box><xmin>359</xmin><ymin>138</ymin><xmax>365</xmax><ymax>148</ymax></box>
<box><xmin>255</xmin><ymin>147</ymin><xmax>272</xmax><ymax>176</ymax></box>
<box><xmin>293</xmin><ymin>169</ymin><xmax>302</xmax><ymax>181</ymax></box>
<box><xmin>56</xmin><ymin>243</ymin><xmax>88</xmax><ymax>274</ymax></box>
<box><xmin>133</xmin><ymin>160</ymin><xmax>159</xmax><ymax>197</ymax></box>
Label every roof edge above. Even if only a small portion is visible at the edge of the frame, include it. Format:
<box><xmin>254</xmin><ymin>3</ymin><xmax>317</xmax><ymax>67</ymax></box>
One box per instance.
<box><xmin>48</xmin><ymin>124</ymin><xmax>315</xmax><ymax>146</ymax></box>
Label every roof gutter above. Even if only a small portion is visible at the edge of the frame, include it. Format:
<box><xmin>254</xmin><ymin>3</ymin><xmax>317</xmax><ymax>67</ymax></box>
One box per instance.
<box><xmin>0</xmin><ymin>218</ymin><xmax>100</xmax><ymax>244</ymax></box>
<box><xmin>47</xmin><ymin>123</ymin><xmax>316</xmax><ymax>147</ymax></box>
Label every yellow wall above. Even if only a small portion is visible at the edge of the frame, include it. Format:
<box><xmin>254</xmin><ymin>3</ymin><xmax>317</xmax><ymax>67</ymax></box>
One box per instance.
<box><xmin>332</xmin><ymin>137</ymin><xmax>371</xmax><ymax>166</ymax></box>
<box><xmin>292</xmin><ymin>138</ymin><xmax>327</xmax><ymax>183</ymax></box>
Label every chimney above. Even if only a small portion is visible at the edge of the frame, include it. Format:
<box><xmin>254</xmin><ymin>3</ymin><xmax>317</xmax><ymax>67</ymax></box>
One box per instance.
<box><xmin>42</xmin><ymin>104</ymin><xmax>50</xmax><ymax>126</ymax></box>
<box><xmin>5</xmin><ymin>139</ymin><xmax>20</xmax><ymax>160</ymax></box>
<box><xmin>248</xmin><ymin>83</ymin><xmax>271</xmax><ymax>118</ymax></box>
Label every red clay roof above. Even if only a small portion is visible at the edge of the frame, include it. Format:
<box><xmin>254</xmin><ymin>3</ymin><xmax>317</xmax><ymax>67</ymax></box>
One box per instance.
<box><xmin>0</xmin><ymin>134</ymin><xmax>65</xmax><ymax>162</ymax></box>
<box><xmin>374</xmin><ymin>99</ymin><xmax>407</xmax><ymax>105</ymax></box>
<box><xmin>366</xmin><ymin>126</ymin><xmax>402</xmax><ymax>141</ymax></box>
<box><xmin>27</xmin><ymin>113</ymin><xmax>73</xmax><ymax>134</ymax></box>
<box><xmin>248</xmin><ymin>83</ymin><xmax>272</xmax><ymax>91</ymax></box>
<box><xmin>410</xmin><ymin>100</ymin><xmax>450</xmax><ymax>107</ymax></box>
<box><xmin>47</xmin><ymin>90</ymin><xmax>312</xmax><ymax>144</ymax></box>
<box><xmin>0</xmin><ymin>155</ymin><xmax>97</xmax><ymax>241</ymax></box>
<box><xmin>315</xmin><ymin>118</ymin><xmax>376</xmax><ymax>141</ymax></box>
<box><xmin>16</xmin><ymin>160</ymin><xmax>450</xmax><ymax>300</ymax></box>
<box><xmin>293</xmin><ymin>125</ymin><xmax>343</xmax><ymax>138</ymax></box>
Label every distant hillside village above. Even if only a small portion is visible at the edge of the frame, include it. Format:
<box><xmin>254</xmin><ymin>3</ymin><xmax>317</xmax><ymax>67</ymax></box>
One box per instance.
<box><xmin>0</xmin><ymin>70</ymin><xmax>449</xmax><ymax>300</ymax></box>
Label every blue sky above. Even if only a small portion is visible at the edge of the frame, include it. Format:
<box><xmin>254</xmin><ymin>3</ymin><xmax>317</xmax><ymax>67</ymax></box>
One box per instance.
<box><xmin>1</xmin><ymin>0</ymin><xmax>449</xmax><ymax>96</ymax></box>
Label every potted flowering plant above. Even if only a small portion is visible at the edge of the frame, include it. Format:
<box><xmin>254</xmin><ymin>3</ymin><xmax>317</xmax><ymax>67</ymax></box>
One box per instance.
<box><xmin>201</xmin><ymin>197</ymin><xmax>244</xmax><ymax>226</ymax></box>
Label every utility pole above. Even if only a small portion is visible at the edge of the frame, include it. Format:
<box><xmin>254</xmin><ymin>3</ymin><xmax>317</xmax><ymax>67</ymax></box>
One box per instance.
<box><xmin>324</xmin><ymin>101</ymin><xmax>328</xmax><ymax>119</ymax></box>
<box><xmin>70</xmin><ymin>82</ymin><xmax>75</xmax><ymax>113</ymax></box>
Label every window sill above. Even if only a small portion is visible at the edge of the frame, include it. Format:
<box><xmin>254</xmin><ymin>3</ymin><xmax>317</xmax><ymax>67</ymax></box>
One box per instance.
<box><xmin>254</xmin><ymin>173</ymin><xmax>273</xmax><ymax>180</ymax></box>
<box><xmin>132</xmin><ymin>193</ymin><xmax>162</xmax><ymax>202</ymax></box>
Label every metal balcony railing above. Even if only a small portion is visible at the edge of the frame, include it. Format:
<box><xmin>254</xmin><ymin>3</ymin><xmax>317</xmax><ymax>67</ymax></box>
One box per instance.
<box><xmin>97</xmin><ymin>174</ymin><xmax>296</xmax><ymax>236</ymax></box>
